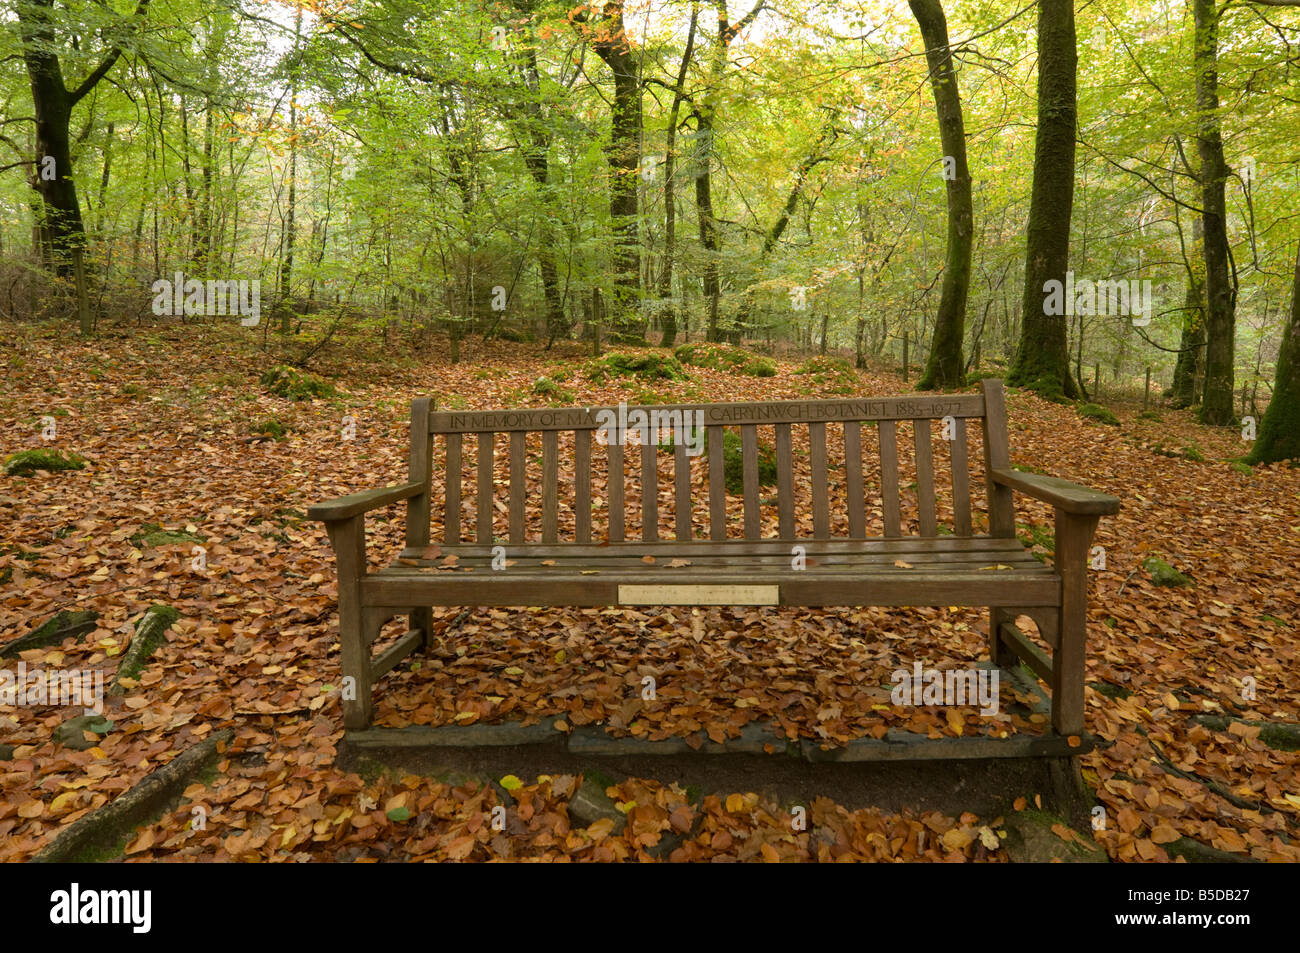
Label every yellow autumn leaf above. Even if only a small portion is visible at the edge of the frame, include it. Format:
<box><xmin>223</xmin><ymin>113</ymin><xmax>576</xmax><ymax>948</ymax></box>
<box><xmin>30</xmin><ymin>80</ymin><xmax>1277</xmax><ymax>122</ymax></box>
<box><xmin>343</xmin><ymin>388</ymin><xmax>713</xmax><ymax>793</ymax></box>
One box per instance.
<box><xmin>725</xmin><ymin>793</ymin><xmax>746</xmax><ymax>813</ymax></box>
<box><xmin>499</xmin><ymin>774</ymin><xmax>524</xmax><ymax>792</ymax></box>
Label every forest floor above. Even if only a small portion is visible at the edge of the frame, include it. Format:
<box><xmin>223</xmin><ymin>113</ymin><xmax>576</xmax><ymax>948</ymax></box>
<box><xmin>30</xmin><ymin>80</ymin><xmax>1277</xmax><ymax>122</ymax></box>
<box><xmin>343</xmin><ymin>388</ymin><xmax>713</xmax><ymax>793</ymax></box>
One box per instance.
<box><xmin>1</xmin><ymin>321</ymin><xmax>1297</xmax><ymax>862</ymax></box>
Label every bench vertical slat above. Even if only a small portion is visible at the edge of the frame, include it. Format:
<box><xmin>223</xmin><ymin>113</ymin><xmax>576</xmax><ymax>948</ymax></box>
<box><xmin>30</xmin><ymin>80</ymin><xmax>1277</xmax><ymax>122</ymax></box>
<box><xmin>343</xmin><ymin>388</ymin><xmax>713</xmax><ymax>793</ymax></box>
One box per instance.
<box><xmin>708</xmin><ymin>426</ymin><xmax>726</xmax><ymax>540</ymax></box>
<box><xmin>951</xmin><ymin>417</ymin><xmax>972</xmax><ymax>536</ymax></box>
<box><xmin>915</xmin><ymin>418</ymin><xmax>937</xmax><ymax>536</ymax></box>
<box><xmin>476</xmin><ymin>432</ymin><xmax>493</xmax><ymax>543</ymax></box>
<box><xmin>981</xmin><ymin>379</ymin><xmax>1015</xmax><ymax>537</ymax></box>
<box><xmin>641</xmin><ymin>430</ymin><xmax>659</xmax><ymax>542</ymax></box>
<box><xmin>809</xmin><ymin>421</ymin><xmax>829</xmax><ymax>538</ymax></box>
<box><xmin>776</xmin><ymin>423</ymin><xmax>795</xmax><ymax>538</ymax></box>
<box><xmin>405</xmin><ymin>398</ymin><xmax>433</xmax><ymax>552</ymax></box>
<box><xmin>674</xmin><ymin>441</ymin><xmax>691</xmax><ymax>541</ymax></box>
<box><xmin>509</xmin><ymin>430</ymin><xmax>526</xmax><ymax>544</ymax></box>
<box><xmin>741</xmin><ymin>424</ymin><xmax>760</xmax><ymax>539</ymax></box>
<box><xmin>844</xmin><ymin>421</ymin><xmax>865</xmax><ymax>538</ymax></box>
<box><xmin>574</xmin><ymin>429</ymin><xmax>592</xmax><ymax>543</ymax></box>
<box><xmin>879</xmin><ymin>420</ymin><xmax>902</xmax><ymax>537</ymax></box>
<box><xmin>542</xmin><ymin>430</ymin><xmax>559</xmax><ymax>543</ymax></box>
<box><xmin>444</xmin><ymin>432</ymin><xmax>462</xmax><ymax>543</ymax></box>
<box><xmin>608</xmin><ymin>440</ymin><xmax>625</xmax><ymax>542</ymax></box>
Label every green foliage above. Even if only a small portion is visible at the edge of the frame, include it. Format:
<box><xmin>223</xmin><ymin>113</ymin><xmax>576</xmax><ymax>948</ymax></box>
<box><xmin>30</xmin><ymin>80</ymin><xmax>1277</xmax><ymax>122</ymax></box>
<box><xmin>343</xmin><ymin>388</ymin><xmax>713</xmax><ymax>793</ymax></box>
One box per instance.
<box><xmin>741</xmin><ymin>357</ymin><xmax>778</xmax><ymax>377</ymax></box>
<box><xmin>1136</xmin><ymin>410</ymin><xmax>1162</xmax><ymax>421</ymax></box>
<box><xmin>3</xmin><ymin>449</ymin><xmax>87</xmax><ymax>476</ymax></box>
<box><xmin>586</xmin><ymin>352</ymin><xmax>688</xmax><ymax>383</ymax></box>
<box><xmin>1076</xmin><ymin>403</ymin><xmax>1120</xmax><ymax>426</ymax></box>
<box><xmin>674</xmin><ymin>343</ymin><xmax>777</xmax><ymax>377</ymax></box>
<box><xmin>707</xmin><ymin>429</ymin><xmax>778</xmax><ymax>495</ymax></box>
<box><xmin>1180</xmin><ymin>444</ymin><xmax>1206</xmax><ymax>462</ymax></box>
<box><xmin>260</xmin><ymin>365</ymin><xmax>336</xmax><ymax>401</ymax></box>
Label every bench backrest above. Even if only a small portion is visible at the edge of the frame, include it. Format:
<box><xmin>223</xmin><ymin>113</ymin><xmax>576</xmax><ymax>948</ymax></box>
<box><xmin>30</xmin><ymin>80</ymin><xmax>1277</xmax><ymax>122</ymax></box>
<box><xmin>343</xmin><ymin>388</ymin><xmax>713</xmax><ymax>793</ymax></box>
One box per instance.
<box><xmin>404</xmin><ymin>379</ymin><xmax>1015</xmax><ymax>551</ymax></box>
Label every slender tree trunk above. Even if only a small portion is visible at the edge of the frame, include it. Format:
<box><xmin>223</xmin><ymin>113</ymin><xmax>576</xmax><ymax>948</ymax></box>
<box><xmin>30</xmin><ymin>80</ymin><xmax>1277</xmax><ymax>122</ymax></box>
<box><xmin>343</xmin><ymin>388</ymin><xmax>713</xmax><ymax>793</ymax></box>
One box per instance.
<box><xmin>278</xmin><ymin>7</ymin><xmax>302</xmax><ymax>333</ymax></box>
<box><xmin>1171</xmin><ymin>219</ymin><xmax>1206</xmax><ymax>407</ymax></box>
<box><xmin>909</xmin><ymin>0</ymin><xmax>973</xmax><ymax>390</ymax></box>
<box><xmin>1006</xmin><ymin>0</ymin><xmax>1079</xmax><ymax>401</ymax></box>
<box><xmin>95</xmin><ymin>122</ymin><xmax>114</xmax><ymax>237</ymax></box>
<box><xmin>1193</xmin><ymin>0</ymin><xmax>1237</xmax><ymax>425</ymax></box>
<box><xmin>1248</xmin><ymin>242</ymin><xmax>1300</xmax><ymax>464</ymax></box>
<box><xmin>585</xmin><ymin>1</ymin><xmax>642</xmax><ymax>338</ymax></box>
<box><xmin>658</xmin><ymin>3</ymin><xmax>699</xmax><ymax>348</ymax></box>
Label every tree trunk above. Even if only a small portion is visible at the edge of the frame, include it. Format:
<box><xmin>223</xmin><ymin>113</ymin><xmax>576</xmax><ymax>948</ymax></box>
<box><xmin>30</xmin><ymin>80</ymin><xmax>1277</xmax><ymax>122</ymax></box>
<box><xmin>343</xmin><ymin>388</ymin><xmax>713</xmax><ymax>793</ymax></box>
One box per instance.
<box><xmin>16</xmin><ymin>0</ymin><xmax>151</xmax><ymax>277</ymax></box>
<box><xmin>278</xmin><ymin>7</ymin><xmax>302</xmax><ymax>334</ymax></box>
<box><xmin>909</xmin><ymin>0</ymin><xmax>973</xmax><ymax>391</ymax></box>
<box><xmin>1193</xmin><ymin>0</ymin><xmax>1237</xmax><ymax>425</ymax></box>
<box><xmin>1248</xmin><ymin>242</ymin><xmax>1300</xmax><ymax>464</ymax></box>
<box><xmin>586</xmin><ymin>2</ymin><xmax>642</xmax><ymax>338</ymax></box>
<box><xmin>658</xmin><ymin>4</ymin><xmax>699</xmax><ymax>348</ymax></box>
<box><xmin>1171</xmin><ymin>218</ymin><xmax>1207</xmax><ymax>408</ymax></box>
<box><xmin>1006</xmin><ymin>0</ymin><xmax>1079</xmax><ymax>401</ymax></box>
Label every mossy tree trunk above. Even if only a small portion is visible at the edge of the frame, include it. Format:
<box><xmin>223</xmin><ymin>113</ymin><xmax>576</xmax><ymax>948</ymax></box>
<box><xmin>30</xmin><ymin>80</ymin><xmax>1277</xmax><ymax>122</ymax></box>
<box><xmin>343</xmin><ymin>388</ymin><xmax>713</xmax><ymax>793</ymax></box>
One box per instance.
<box><xmin>1006</xmin><ymin>0</ymin><xmax>1080</xmax><ymax>401</ymax></box>
<box><xmin>909</xmin><ymin>0</ymin><xmax>972</xmax><ymax>391</ymax></box>
<box><xmin>1248</xmin><ymin>242</ymin><xmax>1300</xmax><ymax>464</ymax></box>
<box><xmin>1171</xmin><ymin>217</ymin><xmax>1207</xmax><ymax>407</ymax></box>
<box><xmin>1193</xmin><ymin>0</ymin><xmax>1237</xmax><ymax>426</ymax></box>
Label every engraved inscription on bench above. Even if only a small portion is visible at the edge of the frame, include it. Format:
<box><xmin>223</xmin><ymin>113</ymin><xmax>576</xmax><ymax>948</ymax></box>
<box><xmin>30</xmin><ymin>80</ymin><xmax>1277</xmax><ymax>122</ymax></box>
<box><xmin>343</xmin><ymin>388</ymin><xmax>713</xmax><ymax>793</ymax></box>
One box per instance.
<box><xmin>617</xmin><ymin>584</ymin><xmax>780</xmax><ymax>606</ymax></box>
<box><xmin>432</xmin><ymin>397</ymin><xmax>978</xmax><ymax>433</ymax></box>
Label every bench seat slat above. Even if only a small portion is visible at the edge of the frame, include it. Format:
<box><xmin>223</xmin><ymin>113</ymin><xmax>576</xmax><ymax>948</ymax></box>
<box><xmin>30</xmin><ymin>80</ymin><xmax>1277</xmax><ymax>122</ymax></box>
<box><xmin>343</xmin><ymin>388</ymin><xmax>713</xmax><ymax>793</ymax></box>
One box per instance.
<box><xmin>363</xmin><ymin>569</ymin><xmax>1060</xmax><ymax>609</ymax></box>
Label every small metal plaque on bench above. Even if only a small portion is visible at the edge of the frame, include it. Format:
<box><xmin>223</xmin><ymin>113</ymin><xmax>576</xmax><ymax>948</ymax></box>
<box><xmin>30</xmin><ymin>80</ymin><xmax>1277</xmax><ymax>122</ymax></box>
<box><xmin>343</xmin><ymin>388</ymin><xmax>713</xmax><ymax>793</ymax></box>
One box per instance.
<box><xmin>617</xmin><ymin>584</ymin><xmax>780</xmax><ymax>606</ymax></box>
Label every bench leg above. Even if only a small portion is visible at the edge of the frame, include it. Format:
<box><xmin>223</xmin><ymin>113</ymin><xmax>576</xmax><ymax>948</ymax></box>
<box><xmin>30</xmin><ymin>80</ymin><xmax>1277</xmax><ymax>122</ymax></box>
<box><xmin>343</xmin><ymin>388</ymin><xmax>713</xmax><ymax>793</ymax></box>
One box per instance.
<box><xmin>411</xmin><ymin>606</ymin><xmax>434</xmax><ymax>651</ymax></box>
<box><xmin>327</xmin><ymin>518</ymin><xmax>373</xmax><ymax>731</ymax></box>
<box><xmin>988</xmin><ymin>607</ymin><xmax>1016</xmax><ymax>669</ymax></box>
<box><xmin>1052</xmin><ymin>510</ymin><xmax>1100</xmax><ymax>737</ymax></box>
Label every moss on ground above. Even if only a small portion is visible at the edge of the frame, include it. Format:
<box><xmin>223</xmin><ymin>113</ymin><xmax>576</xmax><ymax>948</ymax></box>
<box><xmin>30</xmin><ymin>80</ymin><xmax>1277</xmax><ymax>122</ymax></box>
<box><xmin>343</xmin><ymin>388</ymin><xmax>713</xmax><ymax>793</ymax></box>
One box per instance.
<box><xmin>3</xmin><ymin>448</ymin><xmax>87</xmax><ymax>477</ymax></box>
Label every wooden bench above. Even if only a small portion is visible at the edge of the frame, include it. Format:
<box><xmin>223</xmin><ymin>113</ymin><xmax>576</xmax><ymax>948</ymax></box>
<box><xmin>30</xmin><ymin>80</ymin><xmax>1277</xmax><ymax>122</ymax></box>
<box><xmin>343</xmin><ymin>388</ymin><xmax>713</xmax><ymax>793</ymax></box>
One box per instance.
<box><xmin>309</xmin><ymin>379</ymin><xmax>1119</xmax><ymax>742</ymax></box>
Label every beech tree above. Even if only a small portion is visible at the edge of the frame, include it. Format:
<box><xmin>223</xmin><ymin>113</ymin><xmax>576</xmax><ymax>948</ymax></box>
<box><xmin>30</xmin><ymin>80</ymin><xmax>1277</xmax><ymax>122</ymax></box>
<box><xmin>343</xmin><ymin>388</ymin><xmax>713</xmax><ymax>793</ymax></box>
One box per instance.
<box><xmin>908</xmin><ymin>0</ymin><xmax>973</xmax><ymax>390</ymax></box>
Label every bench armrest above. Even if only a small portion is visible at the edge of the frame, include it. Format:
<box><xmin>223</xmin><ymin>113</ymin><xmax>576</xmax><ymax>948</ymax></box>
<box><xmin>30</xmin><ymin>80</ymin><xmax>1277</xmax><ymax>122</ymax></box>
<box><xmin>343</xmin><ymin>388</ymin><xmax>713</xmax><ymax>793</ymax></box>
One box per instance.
<box><xmin>990</xmin><ymin>467</ymin><xmax>1120</xmax><ymax>516</ymax></box>
<box><xmin>307</xmin><ymin>482</ymin><xmax>423</xmax><ymax>522</ymax></box>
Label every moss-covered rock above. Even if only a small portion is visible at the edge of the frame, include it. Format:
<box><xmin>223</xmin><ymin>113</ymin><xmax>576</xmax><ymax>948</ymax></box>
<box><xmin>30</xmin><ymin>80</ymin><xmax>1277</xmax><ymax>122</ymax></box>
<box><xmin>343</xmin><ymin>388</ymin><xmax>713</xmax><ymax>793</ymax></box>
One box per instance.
<box><xmin>3</xmin><ymin>448</ymin><xmax>87</xmax><ymax>477</ymax></box>
<box><xmin>260</xmin><ymin>364</ymin><xmax>337</xmax><ymax>400</ymax></box>
<box><xmin>1077</xmin><ymin>403</ymin><xmax>1119</xmax><ymax>426</ymax></box>
<box><xmin>1142</xmin><ymin>555</ymin><xmax>1193</xmax><ymax>588</ymax></box>
<box><xmin>252</xmin><ymin>418</ymin><xmax>289</xmax><ymax>441</ymax></box>
<box><xmin>586</xmin><ymin>352</ymin><xmax>688</xmax><ymax>383</ymax></box>
<box><xmin>532</xmin><ymin>376</ymin><xmax>575</xmax><ymax>402</ymax></box>
<box><xmin>794</xmin><ymin>355</ymin><xmax>857</xmax><ymax>394</ymax></box>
